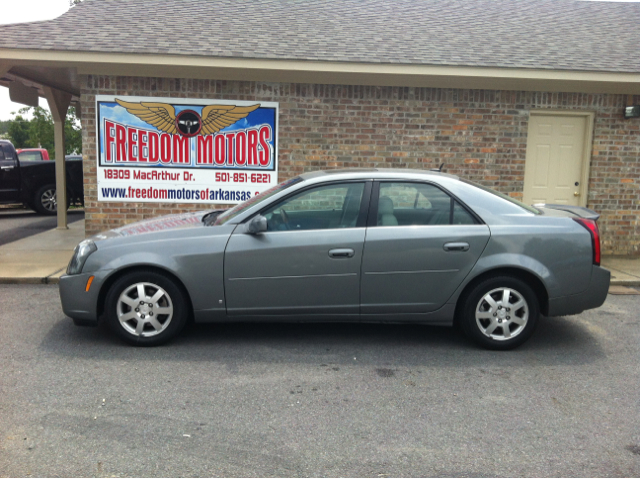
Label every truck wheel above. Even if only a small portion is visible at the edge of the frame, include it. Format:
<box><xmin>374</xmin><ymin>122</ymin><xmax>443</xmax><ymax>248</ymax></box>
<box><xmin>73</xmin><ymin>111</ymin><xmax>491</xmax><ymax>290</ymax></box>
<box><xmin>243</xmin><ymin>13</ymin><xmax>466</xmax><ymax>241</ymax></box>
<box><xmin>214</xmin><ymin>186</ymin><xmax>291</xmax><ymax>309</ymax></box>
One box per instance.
<box><xmin>33</xmin><ymin>184</ymin><xmax>58</xmax><ymax>215</ymax></box>
<box><xmin>33</xmin><ymin>185</ymin><xmax>71</xmax><ymax>215</ymax></box>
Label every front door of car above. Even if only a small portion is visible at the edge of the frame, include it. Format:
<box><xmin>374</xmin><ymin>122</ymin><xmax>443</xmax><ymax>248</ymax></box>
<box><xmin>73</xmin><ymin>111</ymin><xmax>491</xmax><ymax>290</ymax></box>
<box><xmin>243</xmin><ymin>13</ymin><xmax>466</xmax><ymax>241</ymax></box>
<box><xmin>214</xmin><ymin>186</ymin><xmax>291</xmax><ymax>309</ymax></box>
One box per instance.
<box><xmin>0</xmin><ymin>145</ymin><xmax>20</xmax><ymax>202</ymax></box>
<box><xmin>361</xmin><ymin>181</ymin><xmax>490</xmax><ymax>316</ymax></box>
<box><xmin>224</xmin><ymin>181</ymin><xmax>371</xmax><ymax>318</ymax></box>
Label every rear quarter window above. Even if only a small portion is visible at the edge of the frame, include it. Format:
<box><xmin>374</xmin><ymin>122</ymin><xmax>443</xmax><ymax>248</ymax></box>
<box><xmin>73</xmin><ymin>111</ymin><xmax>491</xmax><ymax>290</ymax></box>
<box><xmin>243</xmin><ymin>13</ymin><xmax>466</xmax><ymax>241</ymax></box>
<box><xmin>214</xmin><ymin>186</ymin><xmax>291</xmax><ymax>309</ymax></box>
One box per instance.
<box><xmin>461</xmin><ymin>180</ymin><xmax>541</xmax><ymax>215</ymax></box>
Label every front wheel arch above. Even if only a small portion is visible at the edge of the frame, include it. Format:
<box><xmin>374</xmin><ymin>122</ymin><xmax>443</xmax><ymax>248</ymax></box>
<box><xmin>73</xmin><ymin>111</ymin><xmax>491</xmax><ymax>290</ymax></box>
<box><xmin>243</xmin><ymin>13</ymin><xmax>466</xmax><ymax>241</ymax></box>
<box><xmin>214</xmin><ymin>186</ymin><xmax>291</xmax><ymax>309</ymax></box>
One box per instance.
<box><xmin>97</xmin><ymin>265</ymin><xmax>194</xmax><ymax>323</ymax></box>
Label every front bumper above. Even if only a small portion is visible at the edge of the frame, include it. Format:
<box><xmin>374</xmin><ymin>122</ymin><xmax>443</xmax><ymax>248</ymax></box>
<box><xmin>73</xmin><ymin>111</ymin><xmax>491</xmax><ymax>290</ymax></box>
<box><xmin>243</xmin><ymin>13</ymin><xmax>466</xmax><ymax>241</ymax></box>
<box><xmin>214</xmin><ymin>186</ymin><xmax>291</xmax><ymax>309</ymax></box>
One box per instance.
<box><xmin>548</xmin><ymin>266</ymin><xmax>611</xmax><ymax>317</ymax></box>
<box><xmin>59</xmin><ymin>270</ymin><xmax>110</xmax><ymax>326</ymax></box>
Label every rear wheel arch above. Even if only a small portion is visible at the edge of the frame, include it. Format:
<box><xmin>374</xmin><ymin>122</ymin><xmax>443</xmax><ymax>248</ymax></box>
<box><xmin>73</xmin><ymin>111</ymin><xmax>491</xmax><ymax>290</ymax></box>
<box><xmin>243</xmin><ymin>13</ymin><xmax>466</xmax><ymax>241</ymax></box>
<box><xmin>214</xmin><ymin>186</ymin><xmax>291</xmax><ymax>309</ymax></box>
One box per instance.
<box><xmin>454</xmin><ymin>267</ymin><xmax>549</xmax><ymax>320</ymax></box>
<box><xmin>97</xmin><ymin>265</ymin><xmax>194</xmax><ymax>321</ymax></box>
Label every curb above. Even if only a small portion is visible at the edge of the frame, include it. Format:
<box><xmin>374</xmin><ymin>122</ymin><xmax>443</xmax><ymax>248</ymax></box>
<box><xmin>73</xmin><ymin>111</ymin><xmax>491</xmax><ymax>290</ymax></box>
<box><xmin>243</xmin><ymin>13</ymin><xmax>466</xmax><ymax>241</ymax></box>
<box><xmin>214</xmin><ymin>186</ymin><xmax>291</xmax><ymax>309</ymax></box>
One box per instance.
<box><xmin>0</xmin><ymin>276</ymin><xmax>61</xmax><ymax>285</ymax></box>
<box><xmin>609</xmin><ymin>280</ymin><xmax>640</xmax><ymax>287</ymax></box>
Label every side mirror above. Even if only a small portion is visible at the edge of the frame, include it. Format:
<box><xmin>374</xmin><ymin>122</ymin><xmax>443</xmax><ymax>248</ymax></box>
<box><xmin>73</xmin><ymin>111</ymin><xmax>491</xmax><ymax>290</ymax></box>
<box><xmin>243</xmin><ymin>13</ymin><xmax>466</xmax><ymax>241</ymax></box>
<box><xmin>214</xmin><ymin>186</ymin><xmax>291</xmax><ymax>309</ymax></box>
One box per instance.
<box><xmin>244</xmin><ymin>215</ymin><xmax>268</xmax><ymax>234</ymax></box>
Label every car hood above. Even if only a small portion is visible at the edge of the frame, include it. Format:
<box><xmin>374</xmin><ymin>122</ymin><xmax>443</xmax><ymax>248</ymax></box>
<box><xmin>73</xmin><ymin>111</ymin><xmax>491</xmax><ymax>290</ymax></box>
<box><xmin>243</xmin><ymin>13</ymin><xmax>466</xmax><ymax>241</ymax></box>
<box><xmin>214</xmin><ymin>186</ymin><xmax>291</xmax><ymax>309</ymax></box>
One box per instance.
<box><xmin>91</xmin><ymin>211</ymin><xmax>214</xmax><ymax>241</ymax></box>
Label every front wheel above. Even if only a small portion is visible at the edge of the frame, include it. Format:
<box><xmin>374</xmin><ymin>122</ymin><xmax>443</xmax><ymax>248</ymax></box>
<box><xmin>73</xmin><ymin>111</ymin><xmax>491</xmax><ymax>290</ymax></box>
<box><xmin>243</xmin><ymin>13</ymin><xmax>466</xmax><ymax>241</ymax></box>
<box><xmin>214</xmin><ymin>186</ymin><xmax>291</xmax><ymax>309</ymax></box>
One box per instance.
<box><xmin>458</xmin><ymin>276</ymin><xmax>539</xmax><ymax>350</ymax></box>
<box><xmin>105</xmin><ymin>270</ymin><xmax>189</xmax><ymax>346</ymax></box>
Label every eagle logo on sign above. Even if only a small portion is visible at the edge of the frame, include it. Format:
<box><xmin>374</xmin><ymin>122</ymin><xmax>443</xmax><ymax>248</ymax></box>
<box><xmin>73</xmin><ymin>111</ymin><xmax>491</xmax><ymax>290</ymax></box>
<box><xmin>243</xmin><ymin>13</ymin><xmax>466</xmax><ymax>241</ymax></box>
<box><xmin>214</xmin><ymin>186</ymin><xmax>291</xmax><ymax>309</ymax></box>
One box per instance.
<box><xmin>115</xmin><ymin>99</ymin><xmax>260</xmax><ymax>137</ymax></box>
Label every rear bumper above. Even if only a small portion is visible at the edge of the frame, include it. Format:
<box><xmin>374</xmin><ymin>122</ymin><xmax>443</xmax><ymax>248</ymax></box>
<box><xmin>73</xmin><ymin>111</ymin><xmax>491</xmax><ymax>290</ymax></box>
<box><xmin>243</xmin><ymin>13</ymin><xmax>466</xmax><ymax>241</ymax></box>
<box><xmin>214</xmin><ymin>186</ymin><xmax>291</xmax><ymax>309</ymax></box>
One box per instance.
<box><xmin>548</xmin><ymin>266</ymin><xmax>610</xmax><ymax>317</ymax></box>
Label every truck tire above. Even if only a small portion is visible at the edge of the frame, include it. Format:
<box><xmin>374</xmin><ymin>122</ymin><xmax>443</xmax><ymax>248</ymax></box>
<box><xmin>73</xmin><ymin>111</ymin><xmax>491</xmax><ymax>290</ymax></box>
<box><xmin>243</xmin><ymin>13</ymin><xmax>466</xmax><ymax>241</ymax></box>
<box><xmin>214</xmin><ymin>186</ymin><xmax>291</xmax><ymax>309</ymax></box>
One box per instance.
<box><xmin>33</xmin><ymin>184</ymin><xmax>60</xmax><ymax>215</ymax></box>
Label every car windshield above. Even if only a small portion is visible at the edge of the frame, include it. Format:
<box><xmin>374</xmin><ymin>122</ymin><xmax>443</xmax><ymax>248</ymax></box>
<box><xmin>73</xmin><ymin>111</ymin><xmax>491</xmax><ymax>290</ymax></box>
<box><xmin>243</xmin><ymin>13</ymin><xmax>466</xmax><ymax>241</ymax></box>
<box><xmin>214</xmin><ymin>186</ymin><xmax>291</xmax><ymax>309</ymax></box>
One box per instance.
<box><xmin>462</xmin><ymin>180</ymin><xmax>541</xmax><ymax>215</ymax></box>
<box><xmin>214</xmin><ymin>176</ymin><xmax>304</xmax><ymax>225</ymax></box>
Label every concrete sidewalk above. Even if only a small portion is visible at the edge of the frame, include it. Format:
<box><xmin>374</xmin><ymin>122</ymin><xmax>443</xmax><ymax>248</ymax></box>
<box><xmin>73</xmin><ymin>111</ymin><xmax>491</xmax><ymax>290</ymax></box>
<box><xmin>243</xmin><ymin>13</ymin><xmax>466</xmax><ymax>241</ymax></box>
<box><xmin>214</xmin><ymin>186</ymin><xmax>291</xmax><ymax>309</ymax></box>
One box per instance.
<box><xmin>0</xmin><ymin>220</ymin><xmax>85</xmax><ymax>284</ymax></box>
<box><xmin>601</xmin><ymin>256</ymin><xmax>640</xmax><ymax>287</ymax></box>
<box><xmin>0</xmin><ymin>220</ymin><xmax>637</xmax><ymax>287</ymax></box>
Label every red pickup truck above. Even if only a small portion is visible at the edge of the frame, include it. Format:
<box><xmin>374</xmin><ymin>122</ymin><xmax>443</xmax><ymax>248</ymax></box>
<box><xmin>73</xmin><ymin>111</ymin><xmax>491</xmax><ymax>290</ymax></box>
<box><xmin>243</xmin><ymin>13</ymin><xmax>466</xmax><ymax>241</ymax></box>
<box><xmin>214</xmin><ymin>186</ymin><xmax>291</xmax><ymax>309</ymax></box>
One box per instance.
<box><xmin>16</xmin><ymin>148</ymin><xmax>51</xmax><ymax>161</ymax></box>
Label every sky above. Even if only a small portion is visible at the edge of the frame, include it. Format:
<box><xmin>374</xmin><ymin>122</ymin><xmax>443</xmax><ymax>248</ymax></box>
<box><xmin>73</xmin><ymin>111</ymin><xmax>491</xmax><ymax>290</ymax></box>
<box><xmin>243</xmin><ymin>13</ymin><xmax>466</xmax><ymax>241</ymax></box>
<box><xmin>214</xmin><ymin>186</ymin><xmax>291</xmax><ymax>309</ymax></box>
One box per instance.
<box><xmin>1</xmin><ymin>0</ymin><xmax>639</xmax><ymax>121</ymax></box>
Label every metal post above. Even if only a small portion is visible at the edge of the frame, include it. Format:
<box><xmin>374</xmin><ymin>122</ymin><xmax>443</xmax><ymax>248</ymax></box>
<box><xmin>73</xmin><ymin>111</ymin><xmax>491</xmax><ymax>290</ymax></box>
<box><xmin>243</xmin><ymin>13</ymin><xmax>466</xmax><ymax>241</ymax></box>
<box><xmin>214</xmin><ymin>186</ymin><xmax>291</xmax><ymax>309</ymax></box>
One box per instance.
<box><xmin>43</xmin><ymin>87</ymin><xmax>71</xmax><ymax>230</ymax></box>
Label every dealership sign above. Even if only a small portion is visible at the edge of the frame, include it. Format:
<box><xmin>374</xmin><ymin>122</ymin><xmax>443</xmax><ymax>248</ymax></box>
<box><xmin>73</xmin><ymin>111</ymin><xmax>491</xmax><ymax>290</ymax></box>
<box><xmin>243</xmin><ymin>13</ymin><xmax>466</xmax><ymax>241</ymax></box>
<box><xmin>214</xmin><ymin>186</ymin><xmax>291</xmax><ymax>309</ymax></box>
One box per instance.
<box><xmin>96</xmin><ymin>95</ymin><xmax>278</xmax><ymax>204</ymax></box>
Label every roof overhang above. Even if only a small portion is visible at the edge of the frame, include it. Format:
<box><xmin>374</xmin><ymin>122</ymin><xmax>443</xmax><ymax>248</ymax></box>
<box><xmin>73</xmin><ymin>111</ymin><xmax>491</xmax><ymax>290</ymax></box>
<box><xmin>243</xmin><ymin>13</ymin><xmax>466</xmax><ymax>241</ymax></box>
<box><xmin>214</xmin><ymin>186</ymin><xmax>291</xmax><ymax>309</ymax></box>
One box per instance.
<box><xmin>2</xmin><ymin>48</ymin><xmax>640</xmax><ymax>97</ymax></box>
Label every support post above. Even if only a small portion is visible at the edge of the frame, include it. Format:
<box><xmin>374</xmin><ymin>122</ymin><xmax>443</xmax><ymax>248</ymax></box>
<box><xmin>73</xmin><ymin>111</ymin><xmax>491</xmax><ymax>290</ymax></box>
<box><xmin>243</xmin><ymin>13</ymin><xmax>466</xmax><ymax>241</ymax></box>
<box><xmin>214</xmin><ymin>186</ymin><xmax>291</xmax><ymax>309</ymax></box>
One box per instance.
<box><xmin>43</xmin><ymin>86</ymin><xmax>71</xmax><ymax>230</ymax></box>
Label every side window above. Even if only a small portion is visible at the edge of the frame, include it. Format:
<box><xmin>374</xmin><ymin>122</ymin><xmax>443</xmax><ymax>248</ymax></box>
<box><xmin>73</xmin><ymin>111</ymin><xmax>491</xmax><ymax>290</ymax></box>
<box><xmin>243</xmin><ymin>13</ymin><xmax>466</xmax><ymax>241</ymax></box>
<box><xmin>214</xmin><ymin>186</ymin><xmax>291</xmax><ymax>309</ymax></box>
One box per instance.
<box><xmin>0</xmin><ymin>147</ymin><xmax>5</xmax><ymax>161</ymax></box>
<box><xmin>376</xmin><ymin>182</ymin><xmax>477</xmax><ymax>226</ymax></box>
<box><xmin>2</xmin><ymin>145</ymin><xmax>14</xmax><ymax>160</ymax></box>
<box><xmin>261</xmin><ymin>182</ymin><xmax>365</xmax><ymax>231</ymax></box>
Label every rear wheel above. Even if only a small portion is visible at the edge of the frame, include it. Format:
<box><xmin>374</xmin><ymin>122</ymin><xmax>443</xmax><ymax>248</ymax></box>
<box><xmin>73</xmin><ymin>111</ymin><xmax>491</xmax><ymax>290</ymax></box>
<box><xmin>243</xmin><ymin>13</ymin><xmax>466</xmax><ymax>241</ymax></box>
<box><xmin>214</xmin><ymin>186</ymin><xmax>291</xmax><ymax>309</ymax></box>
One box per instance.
<box><xmin>32</xmin><ymin>184</ymin><xmax>72</xmax><ymax>215</ymax></box>
<box><xmin>459</xmin><ymin>276</ymin><xmax>539</xmax><ymax>350</ymax></box>
<box><xmin>105</xmin><ymin>270</ymin><xmax>189</xmax><ymax>346</ymax></box>
<box><xmin>33</xmin><ymin>184</ymin><xmax>58</xmax><ymax>215</ymax></box>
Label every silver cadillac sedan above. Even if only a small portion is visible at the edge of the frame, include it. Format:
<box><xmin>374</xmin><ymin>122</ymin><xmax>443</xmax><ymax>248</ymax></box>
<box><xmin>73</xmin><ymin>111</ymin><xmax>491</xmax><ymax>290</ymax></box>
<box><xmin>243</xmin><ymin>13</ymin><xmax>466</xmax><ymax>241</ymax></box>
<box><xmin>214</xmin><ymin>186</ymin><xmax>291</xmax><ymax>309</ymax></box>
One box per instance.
<box><xmin>60</xmin><ymin>169</ymin><xmax>610</xmax><ymax>349</ymax></box>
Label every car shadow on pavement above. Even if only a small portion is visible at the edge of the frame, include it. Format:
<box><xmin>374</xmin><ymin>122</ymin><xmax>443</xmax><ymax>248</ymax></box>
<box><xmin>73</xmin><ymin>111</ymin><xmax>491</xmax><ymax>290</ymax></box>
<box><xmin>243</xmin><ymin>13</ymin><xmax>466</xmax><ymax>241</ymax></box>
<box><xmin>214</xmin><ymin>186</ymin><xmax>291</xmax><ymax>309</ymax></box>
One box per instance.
<box><xmin>40</xmin><ymin>313</ymin><xmax>605</xmax><ymax>367</ymax></box>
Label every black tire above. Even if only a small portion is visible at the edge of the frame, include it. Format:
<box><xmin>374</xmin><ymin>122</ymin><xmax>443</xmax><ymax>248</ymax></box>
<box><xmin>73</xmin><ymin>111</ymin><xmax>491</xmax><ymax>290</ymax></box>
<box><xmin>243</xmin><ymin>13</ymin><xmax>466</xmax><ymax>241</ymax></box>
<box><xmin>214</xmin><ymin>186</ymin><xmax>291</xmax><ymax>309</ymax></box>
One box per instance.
<box><xmin>33</xmin><ymin>184</ymin><xmax>58</xmax><ymax>215</ymax></box>
<box><xmin>105</xmin><ymin>270</ymin><xmax>189</xmax><ymax>346</ymax></box>
<box><xmin>458</xmin><ymin>275</ymin><xmax>539</xmax><ymax>350</ymax></box>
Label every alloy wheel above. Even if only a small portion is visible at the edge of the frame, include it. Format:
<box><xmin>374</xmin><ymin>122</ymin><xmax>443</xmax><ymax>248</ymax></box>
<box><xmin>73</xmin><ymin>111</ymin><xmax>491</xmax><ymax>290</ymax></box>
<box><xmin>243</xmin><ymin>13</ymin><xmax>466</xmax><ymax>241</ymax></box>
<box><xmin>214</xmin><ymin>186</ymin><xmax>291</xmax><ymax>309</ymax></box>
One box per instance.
<box><xmin>40</xmin><ymin>189</ymin><xmax>57</xmax><ymax>212</ymax></box>
<box><xmin>116</xmin><ymin>282</ymin><xmax>174</xmax><ymax>337</ymax></box>
<box><xmin>475</xmin><ymin>287</ymin><xmax>529</xmax><ymax>341</ymax></box>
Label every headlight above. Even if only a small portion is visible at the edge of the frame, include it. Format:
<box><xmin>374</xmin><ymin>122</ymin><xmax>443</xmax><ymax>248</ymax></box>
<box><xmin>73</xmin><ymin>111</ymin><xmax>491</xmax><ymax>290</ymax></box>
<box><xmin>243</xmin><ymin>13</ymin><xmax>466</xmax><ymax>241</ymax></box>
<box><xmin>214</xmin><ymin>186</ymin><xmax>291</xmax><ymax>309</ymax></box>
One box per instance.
<box><xmin>67</xmin><ymin>239</ymin><xmax>97</xmax><ymax>275</ymax></box>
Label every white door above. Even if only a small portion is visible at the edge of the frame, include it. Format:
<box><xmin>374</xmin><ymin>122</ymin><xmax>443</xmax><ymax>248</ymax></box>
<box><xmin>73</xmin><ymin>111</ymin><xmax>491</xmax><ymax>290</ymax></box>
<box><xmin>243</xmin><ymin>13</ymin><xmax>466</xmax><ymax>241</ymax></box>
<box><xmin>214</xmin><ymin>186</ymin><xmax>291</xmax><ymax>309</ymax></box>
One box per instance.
<box><xmin>523</xmin><ymin>114</ymin><xmax>590</xmax><ymax>206</ymax></box>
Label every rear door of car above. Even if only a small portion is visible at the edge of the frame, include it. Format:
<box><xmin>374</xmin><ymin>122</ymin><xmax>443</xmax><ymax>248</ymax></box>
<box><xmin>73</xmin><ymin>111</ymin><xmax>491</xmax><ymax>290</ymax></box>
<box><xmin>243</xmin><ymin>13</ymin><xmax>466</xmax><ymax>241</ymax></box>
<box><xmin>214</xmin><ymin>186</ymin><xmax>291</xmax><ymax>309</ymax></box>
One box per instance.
<box><xmin>360</xmin><ymin>180</ymin><xmax>490</xmax><ymax>315</ymax></box>
<box><xmin>224</xmin><ymin>181</ymin><xmax>371</xmax><ymax>318</ymax></box>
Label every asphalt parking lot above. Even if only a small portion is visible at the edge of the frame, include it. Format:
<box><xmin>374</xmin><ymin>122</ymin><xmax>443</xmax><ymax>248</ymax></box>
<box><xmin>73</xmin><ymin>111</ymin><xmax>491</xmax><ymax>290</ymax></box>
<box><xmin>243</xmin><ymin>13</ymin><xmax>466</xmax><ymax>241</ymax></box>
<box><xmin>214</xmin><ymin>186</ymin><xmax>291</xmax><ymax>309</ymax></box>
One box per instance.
<box><xmin>0</xmin><ymin>284</ymin><xmax>638</xmax><ymax>477</ymax></box>
<box><xmin>0</xmin><ymin>207</ymin><xmax>84</xmax><ymax>246</ymax></box>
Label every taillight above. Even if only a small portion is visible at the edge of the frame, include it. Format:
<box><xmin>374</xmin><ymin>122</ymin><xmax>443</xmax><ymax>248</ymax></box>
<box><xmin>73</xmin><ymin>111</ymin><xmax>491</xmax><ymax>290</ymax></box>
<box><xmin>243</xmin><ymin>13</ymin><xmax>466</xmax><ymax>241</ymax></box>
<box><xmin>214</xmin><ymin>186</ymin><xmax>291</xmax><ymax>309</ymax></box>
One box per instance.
<box><xmin>573</xmin><ymin>218</ymin><xmax>601</xmax><ymax>266</ymax></box>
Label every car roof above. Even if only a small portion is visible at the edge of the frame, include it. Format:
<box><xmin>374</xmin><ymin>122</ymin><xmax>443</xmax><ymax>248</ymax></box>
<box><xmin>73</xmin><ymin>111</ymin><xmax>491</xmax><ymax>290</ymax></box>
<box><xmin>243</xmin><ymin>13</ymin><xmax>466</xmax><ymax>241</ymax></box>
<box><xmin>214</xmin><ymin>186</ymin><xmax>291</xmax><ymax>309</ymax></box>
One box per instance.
<box><xmin>299</xmin><ymin>168</ymin><xmax>459</xmax><ymax>182</ymax></box>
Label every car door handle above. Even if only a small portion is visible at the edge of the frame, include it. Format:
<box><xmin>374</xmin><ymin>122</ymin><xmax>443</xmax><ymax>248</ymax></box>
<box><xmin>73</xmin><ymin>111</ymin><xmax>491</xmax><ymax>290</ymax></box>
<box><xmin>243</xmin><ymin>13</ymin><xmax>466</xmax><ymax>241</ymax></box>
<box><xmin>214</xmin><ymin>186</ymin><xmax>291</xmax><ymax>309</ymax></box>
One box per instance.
<box><xmin>328</xmin><ymin>248</ymin><xmax>355</xmax><ymax>258</ymax></box>
<box><xmin>443</xmin><ymin>242</ymin><xmax>469</xmax><ymax>252</ymax></box>
<box><xmin>1</xmin><ymin>166</ymin><xmax>14</xmax><ymax>170</ymax></box>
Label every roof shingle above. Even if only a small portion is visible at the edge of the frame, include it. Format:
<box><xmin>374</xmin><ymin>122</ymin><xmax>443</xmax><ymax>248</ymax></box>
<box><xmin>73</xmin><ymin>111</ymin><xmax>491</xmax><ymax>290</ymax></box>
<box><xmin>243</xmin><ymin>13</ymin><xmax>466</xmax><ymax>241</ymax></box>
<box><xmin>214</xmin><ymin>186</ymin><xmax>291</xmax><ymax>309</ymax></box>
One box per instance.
<box><xmin>0</xmin><ymin>0</ymin><xmax>639</xmax><ymax>73</ymax></box>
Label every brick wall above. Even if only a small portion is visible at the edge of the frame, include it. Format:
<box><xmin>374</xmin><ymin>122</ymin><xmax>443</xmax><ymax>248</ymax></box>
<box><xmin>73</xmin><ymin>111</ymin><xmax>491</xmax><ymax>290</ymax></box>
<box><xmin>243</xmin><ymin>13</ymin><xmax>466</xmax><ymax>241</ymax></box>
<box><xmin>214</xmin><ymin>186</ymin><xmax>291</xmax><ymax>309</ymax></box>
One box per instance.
<box><xmin>80</xmin><ymin>75</ymin><xmax>640</xmax><ymax>255</ymax></box>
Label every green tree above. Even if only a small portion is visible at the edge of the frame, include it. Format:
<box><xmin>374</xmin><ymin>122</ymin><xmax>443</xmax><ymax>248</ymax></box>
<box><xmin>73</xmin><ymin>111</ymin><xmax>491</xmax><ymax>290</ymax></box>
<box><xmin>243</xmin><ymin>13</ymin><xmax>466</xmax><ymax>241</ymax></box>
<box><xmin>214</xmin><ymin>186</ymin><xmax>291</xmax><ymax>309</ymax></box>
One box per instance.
<box><xmin>6</xmin><ymin>106</ymin><xmax>82</xmax><ymax>158</ymax></box>
<box><xmin>0</xmin><ymin>120</ymin><xmax>10</xmax><ymax>138</ymax></box>
<box><xmin>7</xmin><ymin>115</ymin><xmax>31</xmax><ymax>149</ymax></box>
<box><xmin>28</xmin><ymin>106</ymin><xmax>54</xmax><ymax>154</ymax></box>
<box><xmin>65</xmin><ymin>107</ymin><xmax>83</xmax><ymax>155</ymax></box>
